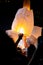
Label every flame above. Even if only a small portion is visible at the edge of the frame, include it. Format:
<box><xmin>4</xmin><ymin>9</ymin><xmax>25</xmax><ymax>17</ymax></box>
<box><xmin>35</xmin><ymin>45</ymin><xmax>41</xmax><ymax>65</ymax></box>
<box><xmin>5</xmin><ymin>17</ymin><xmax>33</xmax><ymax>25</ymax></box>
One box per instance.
<box><xmin>18</xmin><ymin>28</ymin><xmax>24</xmax><ymax>34</ymax></box>
<box><xmin>23</xmin><ymin>0</ymin><xmax>30</xmax><ymax>10</ymax></box>
<box><xmin>12</xmin><ymin>22</ymin><xmax>33</xmax><ymax>37</ymax></box>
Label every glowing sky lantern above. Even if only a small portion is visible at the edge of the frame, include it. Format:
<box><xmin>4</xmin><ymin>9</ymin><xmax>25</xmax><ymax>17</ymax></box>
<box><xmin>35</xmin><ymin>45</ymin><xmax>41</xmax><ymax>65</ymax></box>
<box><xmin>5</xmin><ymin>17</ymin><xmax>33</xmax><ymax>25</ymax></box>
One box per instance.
<box><xmin>6</xmin><ymin>0</ymin><xmax>34</xmax><ymax>49</ymax></box>
<box><xmin>11</xmin><ymin>7</ymin><xmax>34</xmax><ymax>37</ymax></box>
<box><xmin>6</xmin><ymin>0</ymin><xmax>42</xmax><ymax>50</ymax></box>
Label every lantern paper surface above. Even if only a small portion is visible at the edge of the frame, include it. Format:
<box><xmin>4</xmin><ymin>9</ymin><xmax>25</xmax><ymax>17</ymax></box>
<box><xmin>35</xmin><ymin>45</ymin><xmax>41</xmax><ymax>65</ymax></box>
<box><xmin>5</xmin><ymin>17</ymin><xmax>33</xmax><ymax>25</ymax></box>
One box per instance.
<box><xmin>32</xmin><ymin>26</ymin><xmax>42</xmax><ymax>39</ymax></box>
<box><xmin>11</xmin><ymin>8</ymin><xmax>34</xmax><ymax>37</ymax></box>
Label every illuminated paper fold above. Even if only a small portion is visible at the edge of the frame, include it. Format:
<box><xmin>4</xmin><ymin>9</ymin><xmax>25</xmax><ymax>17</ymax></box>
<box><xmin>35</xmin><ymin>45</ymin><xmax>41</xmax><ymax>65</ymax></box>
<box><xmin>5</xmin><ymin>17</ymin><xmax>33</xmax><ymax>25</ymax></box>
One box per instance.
<box><xmin>32</xmin><ymin>26</ymin><xmax>42</xmax><ymax>39</ymax></box>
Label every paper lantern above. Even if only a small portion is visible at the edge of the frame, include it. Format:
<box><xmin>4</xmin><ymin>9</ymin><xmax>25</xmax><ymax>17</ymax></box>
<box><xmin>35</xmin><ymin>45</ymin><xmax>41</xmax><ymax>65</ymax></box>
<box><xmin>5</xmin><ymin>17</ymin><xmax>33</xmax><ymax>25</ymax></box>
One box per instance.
<box><xmin>11</xmin><ymin>7</ymin><xmax>34</xmax><ymax>37</ymax></box>
<box><xmin>6</xmin><ymin>7</ymin><xmax>34</xmax><ymax>50</ymax></box>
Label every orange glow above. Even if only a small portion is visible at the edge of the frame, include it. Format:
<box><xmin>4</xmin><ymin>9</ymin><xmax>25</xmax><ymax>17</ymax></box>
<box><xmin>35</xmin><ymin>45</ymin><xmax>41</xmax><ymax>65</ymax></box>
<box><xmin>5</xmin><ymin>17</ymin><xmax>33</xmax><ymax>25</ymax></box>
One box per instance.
<box><xmin>23</xmin><ymin>0</ymin><xmax>30</xmax><ymax>10</ymax></box>
<box><xmin>12</xmin><ymin>21</ymin><xmax>33</xmax><ymax>37</ymax></box>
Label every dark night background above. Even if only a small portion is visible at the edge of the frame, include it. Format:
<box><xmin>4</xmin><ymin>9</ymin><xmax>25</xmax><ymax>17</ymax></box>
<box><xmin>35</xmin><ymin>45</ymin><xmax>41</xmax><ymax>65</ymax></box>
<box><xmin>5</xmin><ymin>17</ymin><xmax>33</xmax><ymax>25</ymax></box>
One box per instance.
<box><xmin>0</xmin><ymin>0</ymin><xmax>43</xmax><ymax>31</ymax></box>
